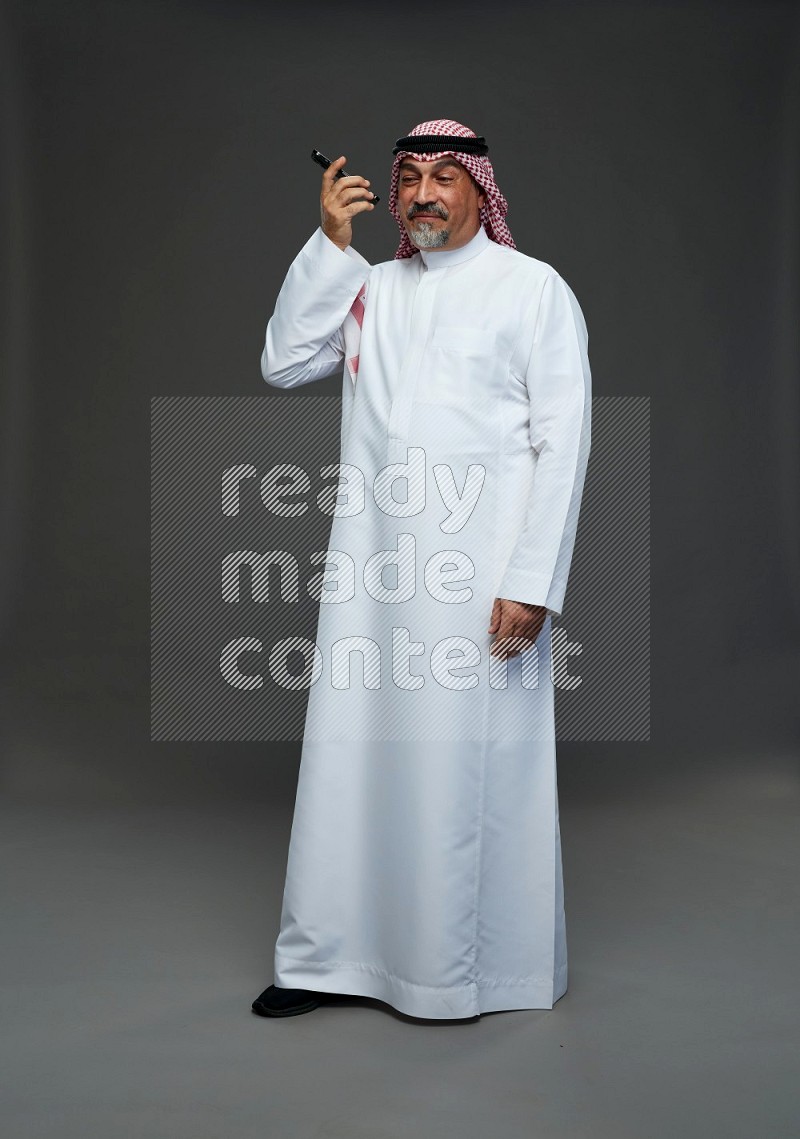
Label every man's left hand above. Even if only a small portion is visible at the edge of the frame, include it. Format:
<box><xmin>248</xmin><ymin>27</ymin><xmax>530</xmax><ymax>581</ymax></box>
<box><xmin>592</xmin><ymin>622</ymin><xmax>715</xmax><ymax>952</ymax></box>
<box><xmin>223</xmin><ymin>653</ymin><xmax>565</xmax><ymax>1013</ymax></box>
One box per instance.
<box><xmin>488</xmin><ymin>598</ymin><xmax>548</xmax><ymax>659</ymax></box>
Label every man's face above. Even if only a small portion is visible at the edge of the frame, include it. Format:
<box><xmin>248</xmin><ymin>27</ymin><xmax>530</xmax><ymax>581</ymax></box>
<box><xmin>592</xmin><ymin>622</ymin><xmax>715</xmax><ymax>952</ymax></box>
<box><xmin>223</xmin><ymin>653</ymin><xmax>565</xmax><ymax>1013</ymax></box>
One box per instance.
<box><xmin>396</xmin><ymin>157</ymin><xmax>486</xmax><ymax>251</ymax></box>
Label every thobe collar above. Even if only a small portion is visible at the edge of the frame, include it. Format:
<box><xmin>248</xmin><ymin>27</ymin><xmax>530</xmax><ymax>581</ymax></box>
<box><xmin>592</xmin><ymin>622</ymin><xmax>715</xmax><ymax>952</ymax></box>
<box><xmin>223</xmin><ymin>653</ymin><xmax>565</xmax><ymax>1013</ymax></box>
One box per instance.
<box><xmin>416</xmin><ymin>223</ymin><xmax>490</xmax><ymax>270</ymax></box>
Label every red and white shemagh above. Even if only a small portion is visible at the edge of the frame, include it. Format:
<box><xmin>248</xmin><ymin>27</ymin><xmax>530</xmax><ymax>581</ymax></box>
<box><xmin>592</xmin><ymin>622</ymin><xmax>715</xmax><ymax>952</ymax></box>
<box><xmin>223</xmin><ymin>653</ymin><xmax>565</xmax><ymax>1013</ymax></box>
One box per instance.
<box><xmin>389</xmin><ymin>118</ymin><xmax>515</xmax><ymax>259</ymax></box>
<box><xmin>343</xmin><ymin>119</ymin><xmax>514</xmax><ymax>386</ymax></box>
<box><xmin>343</xmin><ymin>281</ymin><xmax>366</xmax><ymax>387</ymax></box>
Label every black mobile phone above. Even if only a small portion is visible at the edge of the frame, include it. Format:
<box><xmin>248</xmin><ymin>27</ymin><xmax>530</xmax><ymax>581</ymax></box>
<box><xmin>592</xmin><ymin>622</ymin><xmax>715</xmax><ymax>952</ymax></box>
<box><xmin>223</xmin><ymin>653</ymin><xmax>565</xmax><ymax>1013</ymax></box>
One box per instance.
<box><xmin>311</xmin><ymin>149</ymin><xmax>380</xmax><ymax>203</ymax></box>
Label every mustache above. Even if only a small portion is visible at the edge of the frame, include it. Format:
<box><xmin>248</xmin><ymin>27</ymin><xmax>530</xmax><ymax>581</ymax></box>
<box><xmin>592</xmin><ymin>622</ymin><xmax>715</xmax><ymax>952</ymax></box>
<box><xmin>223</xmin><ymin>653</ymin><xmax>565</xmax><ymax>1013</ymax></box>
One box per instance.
<box><xmin>407</xmin><ymin>204</ymin><xmax>448</xmax><ymax>220</ymax></box>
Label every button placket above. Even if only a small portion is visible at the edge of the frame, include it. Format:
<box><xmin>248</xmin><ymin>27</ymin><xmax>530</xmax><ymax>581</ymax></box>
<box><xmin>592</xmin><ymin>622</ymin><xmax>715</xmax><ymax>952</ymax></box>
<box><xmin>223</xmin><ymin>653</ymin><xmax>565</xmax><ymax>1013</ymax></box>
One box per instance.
<box><xmin>387</xmin><ymin>267</ymin><xmax>442</xmax><ymax>456</ymax></box>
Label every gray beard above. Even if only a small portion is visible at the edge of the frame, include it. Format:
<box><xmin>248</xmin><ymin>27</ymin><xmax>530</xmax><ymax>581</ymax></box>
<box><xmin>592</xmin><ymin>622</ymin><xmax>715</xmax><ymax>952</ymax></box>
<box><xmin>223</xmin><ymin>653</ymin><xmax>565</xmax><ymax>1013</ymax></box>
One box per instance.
<box><xmin>409</xmin><ymin>220</ymin><xmax>451</xmax><ymax>248</ymax></box>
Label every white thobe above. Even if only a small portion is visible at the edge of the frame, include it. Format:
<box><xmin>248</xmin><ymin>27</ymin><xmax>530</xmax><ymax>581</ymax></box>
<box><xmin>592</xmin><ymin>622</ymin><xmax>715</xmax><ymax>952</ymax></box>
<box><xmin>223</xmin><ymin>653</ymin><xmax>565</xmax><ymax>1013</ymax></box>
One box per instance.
<box><xmin>261</xmin><ymin>223</ymin><xmax>591</xmax><ymax>1018</ymax></box>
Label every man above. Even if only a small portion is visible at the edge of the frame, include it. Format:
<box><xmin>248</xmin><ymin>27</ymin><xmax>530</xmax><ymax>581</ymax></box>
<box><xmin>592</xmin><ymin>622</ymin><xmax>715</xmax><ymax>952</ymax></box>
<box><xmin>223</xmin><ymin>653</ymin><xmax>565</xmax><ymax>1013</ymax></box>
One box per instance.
<box><xmin>252</xmin><ymin>119</ymin><xmax>591</xmax><ymax>1019</ymax></box>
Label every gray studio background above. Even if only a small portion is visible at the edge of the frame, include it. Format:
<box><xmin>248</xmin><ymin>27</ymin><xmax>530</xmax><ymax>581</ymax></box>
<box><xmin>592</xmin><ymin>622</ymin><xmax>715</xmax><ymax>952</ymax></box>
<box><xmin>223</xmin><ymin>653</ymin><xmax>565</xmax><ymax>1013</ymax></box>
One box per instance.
<box><xmin>1</xmin><ymin>2</ymin><xmax>798</xmax><ymax>1138</ymax></box>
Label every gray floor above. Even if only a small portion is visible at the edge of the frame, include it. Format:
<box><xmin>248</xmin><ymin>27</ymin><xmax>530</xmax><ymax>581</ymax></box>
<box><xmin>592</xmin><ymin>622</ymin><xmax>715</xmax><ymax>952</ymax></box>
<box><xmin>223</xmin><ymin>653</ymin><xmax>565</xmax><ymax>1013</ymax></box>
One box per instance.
<box><xmin>1</xmin><ymin>713</ymin><xmax>798</xmax><ymax>1138</ymax></box>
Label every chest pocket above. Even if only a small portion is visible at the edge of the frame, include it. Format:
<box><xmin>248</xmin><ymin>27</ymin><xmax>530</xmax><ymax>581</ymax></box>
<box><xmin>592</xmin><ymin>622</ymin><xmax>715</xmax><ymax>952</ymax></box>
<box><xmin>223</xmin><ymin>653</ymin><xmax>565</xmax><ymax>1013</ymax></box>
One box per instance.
<box><xmin>418</xmin><ymin>326</ymin><xmax>499</xmax><ymax>406</ymax></box>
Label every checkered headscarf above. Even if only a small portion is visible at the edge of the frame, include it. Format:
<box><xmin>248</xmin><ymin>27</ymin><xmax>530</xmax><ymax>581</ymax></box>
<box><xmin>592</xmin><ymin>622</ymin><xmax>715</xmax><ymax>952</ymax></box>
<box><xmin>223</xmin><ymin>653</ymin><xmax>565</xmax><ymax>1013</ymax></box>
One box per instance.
<box><xmin>388</xmin><ymin>119</ymin><xmax>515</xmax><ymax>259</ymax></box>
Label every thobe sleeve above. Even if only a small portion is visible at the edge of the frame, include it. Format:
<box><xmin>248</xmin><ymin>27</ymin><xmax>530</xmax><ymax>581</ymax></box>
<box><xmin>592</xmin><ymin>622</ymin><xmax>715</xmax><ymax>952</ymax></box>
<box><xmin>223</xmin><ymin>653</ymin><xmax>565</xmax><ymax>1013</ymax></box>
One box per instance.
<box><xmin>261</xmin><ymin>227</ymin><xmax>371</xmax><ymax>388</ymax></box>
<box><xmin>497</xmin><ymin>271</ymin><xmax>592</xmax><ymax>617</ymax></box>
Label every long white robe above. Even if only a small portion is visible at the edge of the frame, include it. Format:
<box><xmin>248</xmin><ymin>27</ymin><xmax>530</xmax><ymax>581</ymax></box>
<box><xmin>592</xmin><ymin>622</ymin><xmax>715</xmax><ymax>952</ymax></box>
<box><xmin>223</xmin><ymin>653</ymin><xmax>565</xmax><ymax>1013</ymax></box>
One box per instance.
<box><xmin>261</xmin><ymin>223</ymin><xmax>591</xmax><ymax>1018</ymax></box>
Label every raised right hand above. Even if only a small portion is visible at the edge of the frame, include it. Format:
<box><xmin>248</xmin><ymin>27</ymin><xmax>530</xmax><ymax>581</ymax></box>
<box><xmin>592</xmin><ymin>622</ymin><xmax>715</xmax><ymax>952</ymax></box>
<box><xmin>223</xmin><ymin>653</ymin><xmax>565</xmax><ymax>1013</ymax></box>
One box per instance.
<box><xmin>320</xmin><ymin>156</ymin><xmax>375</xmax><ymax>251</ymax></box>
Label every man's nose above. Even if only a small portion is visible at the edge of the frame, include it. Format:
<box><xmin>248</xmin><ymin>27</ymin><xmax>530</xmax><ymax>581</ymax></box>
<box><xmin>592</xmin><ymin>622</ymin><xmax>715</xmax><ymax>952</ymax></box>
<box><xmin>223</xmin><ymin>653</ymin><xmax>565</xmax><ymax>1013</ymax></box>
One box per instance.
<box><xmin>413</xmin><ymin>176</ymin><xmax>438</xmax><ymax>202</ymax></box>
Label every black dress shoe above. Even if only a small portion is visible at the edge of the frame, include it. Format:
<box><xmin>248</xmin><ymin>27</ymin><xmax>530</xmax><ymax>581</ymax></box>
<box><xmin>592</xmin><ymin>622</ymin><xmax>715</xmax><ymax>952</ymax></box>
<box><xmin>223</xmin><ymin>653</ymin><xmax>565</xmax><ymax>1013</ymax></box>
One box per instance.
<box><xmin>251</xmin><ymin>984</ymin><xmax>359</xmax><ymax>1018</ymax></box>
